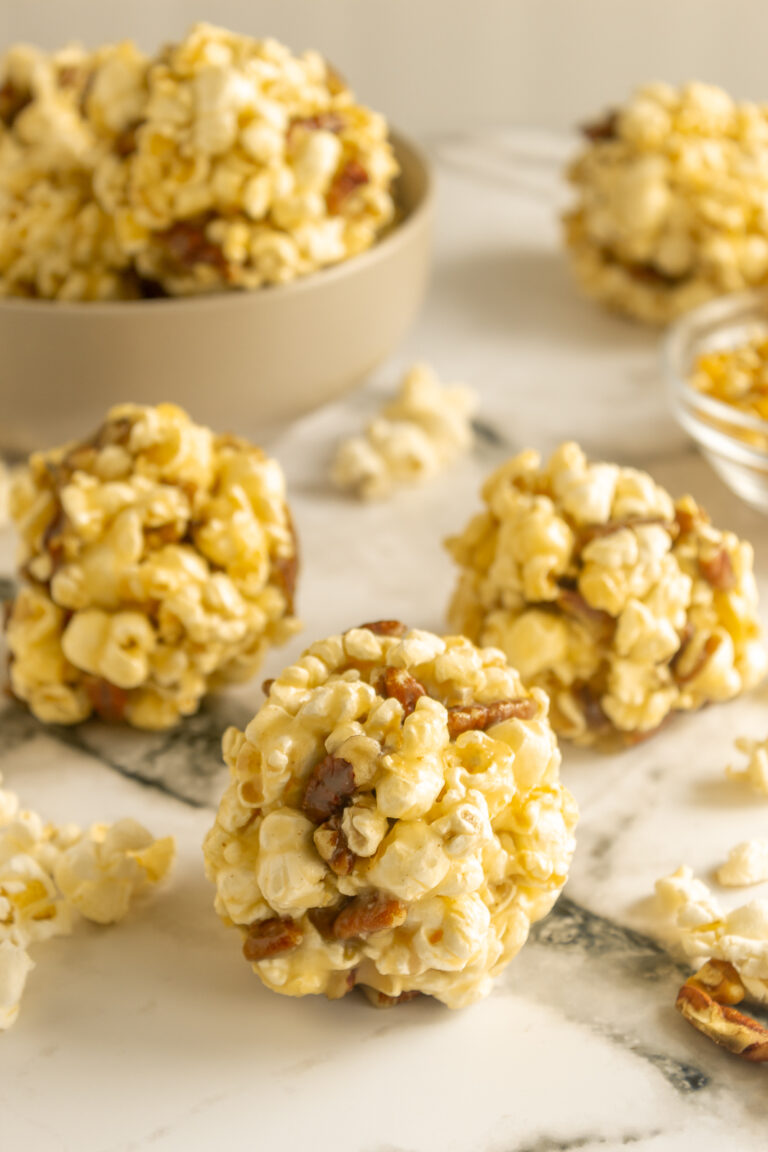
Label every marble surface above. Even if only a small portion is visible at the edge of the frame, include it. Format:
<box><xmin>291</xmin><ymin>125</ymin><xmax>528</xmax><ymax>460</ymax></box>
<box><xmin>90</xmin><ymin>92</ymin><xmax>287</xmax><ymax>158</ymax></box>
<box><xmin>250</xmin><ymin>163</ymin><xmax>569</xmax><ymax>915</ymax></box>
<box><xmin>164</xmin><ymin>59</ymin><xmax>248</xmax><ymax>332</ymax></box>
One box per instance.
<box><xmin>2</xmin><ymin>133</ymin><xmax>768</xmax><ymax>1152</ymax></box>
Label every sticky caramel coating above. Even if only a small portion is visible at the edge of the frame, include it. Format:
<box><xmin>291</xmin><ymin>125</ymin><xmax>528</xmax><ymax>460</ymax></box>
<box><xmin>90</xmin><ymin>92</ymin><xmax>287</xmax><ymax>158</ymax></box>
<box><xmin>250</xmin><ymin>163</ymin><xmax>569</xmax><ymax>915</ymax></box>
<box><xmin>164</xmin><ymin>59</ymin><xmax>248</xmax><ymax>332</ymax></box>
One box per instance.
<box><xmin>203</xmin><ymin>625</ymin><xmax>577</xmax><ymax>1009</ymax></box>
<box><xmin>5</xmin><ymin>403</ymin><xmax>300</xmax><ymax>729</ymax></box>
<box><xmin>446</xmin><ymin>442</ymin><xmax>766</xmax><ymax>745</ymax></box>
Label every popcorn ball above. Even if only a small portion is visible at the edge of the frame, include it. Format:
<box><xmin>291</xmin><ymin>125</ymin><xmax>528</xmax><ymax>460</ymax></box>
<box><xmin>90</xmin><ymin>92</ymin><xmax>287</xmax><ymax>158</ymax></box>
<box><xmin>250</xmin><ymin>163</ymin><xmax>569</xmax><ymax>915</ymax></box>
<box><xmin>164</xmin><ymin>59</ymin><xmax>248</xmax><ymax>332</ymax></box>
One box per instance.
<box><xmin>96</xmin><ymin>23</ymin><xmax>399</xmax><ymax>296</ymax></box>
<box><xmin>564</xmin><ymin>82</ymin><xmax>768</xmax><ymax>324</ymax></box>
<box><xmin>5</xmin><ymin>403</ymin><xmax>300</xmax><ymax>729</ymax></box>
<box><xmin>0</xmin><ymin>772</ymin><xmax>174</xmax><ymax>1029</ymax></box>
<box><xmin>446</xmin><ymin>442</ymin><xmax>766</xmax><ymax>745</ymax></box>
<box><xmin>331</xmin><ymin>362</ymin><xmax>477</xmax><ymax>500</ymax></box>
<box><xmin>204</xmin><ymin>622</ymin><xmax>577</xmax><ymax>1009</ymax></box>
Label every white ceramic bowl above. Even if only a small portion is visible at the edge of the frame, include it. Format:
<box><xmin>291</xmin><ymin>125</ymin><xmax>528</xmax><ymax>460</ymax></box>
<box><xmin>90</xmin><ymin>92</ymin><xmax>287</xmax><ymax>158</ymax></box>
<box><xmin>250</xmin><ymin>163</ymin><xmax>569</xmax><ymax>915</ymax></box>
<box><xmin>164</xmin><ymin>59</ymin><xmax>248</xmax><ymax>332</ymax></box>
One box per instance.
<box><xmin>0</xmin><ymin>131</ymin><xmax>433</xmax><ymax>452</ymax></box>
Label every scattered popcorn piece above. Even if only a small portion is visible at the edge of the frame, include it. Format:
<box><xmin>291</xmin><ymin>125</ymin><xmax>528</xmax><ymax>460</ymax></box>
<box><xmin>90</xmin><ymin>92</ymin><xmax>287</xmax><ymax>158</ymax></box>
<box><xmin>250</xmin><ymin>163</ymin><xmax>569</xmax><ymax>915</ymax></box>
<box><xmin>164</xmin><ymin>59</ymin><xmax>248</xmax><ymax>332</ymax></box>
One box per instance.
<box><xmin>727</xmin><ymin>735</ymin><xmax>768</xmax><ymax>795</ymax></box>
<box><xmin>447</xmin><ymin>442</ymin><xmax>766</xmax><ymax>746</ymax></box>
<box><xmin>565</xmin><ymin>83</ymin><xmax>768</xmax><ymax>324</ymax></box>
<box><xmin>0</xmin><ymin>25</ymin><xmax>398</xmax><ymax>300</ymax></box>
<box><xmin>332</xmin><ymin>363</ymin><xmax>477</xmax><ymax>500</ymax></box>
<box><xmin>204</xmin><ymin>622</ymin><xmax>577</xmax><ymax>1009</ymax></box>
<box><xmin>5</xmin><ymin>402</ymin><xmax>300</xmax><ymax>729</ymax></box>
<box><xmin>655</xmin><ymin>865</ymin><xmax>768</xmax><ymax>1005</ymax></box>
<box><xmin>0</xmin><ymin>773</ymin><xmax>174</xmax><ymax>1029</ymax></box>
<box><xmin>717</xmin><ymin>841</ymin><xmax>768</xmax><ymax>888</ymax></box>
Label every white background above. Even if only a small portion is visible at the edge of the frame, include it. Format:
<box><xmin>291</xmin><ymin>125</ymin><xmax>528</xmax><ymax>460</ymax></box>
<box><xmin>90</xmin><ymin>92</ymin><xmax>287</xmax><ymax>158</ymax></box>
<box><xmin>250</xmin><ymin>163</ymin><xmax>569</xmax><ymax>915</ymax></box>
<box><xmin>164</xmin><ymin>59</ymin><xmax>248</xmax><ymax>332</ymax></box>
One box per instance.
<box><xmin>0</xmin><ymin>0</ymin><xmax>764</xmax><ymax>136</ymax></box>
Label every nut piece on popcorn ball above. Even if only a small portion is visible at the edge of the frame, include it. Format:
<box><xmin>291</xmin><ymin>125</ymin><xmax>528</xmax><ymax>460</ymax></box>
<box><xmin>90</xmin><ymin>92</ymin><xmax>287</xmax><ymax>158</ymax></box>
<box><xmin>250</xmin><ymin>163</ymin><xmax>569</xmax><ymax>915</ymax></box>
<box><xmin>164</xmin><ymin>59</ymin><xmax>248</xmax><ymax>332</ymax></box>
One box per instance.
<box><xmin>5</xmin><ymin>403</ymin><xmax>300</xmax><ymax>729</ymax></box>
<box><xmin>446</xmin><ymin>442</ymin><xmax>766</xmax><ymax>746</ymax></box>
<box><xmin>95</xmin><ymin>23</ymin><xmax>399</xmax><ymax>296</ymax></box>
<box><xmin>203</xmin><ymin>623</ymin><xmax>577</xmax><ymax>1009</ymax></box>
<box><xmin>564</xmin><ymin>83</ymin><xmax>768</xmax><ymax>324</ymax></box>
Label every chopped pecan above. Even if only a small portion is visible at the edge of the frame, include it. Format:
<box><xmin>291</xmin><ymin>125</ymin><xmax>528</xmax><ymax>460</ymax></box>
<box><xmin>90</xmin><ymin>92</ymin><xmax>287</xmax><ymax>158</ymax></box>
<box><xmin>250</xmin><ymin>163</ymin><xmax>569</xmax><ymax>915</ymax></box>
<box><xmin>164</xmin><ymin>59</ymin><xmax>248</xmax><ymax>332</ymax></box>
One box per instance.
<box><xmin>243</xmin><ymin>916</ymin><xmax>303</xmax><ymax>962</ymax></box>
<box><xmin>580</xmin><ymin>110</ymin><xmax>618</xmax><ymax>142</ymax></box>
<box><xmin>261</xmin><ymin>678</ymin><xmax>275</xmax><ymax>696</ymax></box>
<box><xmin>327</xmin><ymin>159</ymin><xmax>369</xmax><ymax>214</ymax></box>
<box><xmin>333</xmin><ymin>891</ymin><xmax>407</xmax><ymax>940</ymax></box>
<box><xmin>113</xmin><ymin>119</ymin><xmax>144</xmax><ymax>157</ymax></box>
<box><xmin>273</xmin><ymin>511</ymin><xmax>299</xmax><ymax>614</ymax></box>
<box><xmin>362</xmin><ymin>987</ymin><xmax>423</xmax><ymax>1008</ymax></box>
<box><xmin>556</xmin><ymin>588</ymin><xmax>615</xmax><ymax>631</ymax></box>
<box><xmin>675</xmin><ymin>503</ymin><xmax>708</xmax><ymax>536</ymax></box>
<box><xmin>83</xmin><ymin>676</ymin><xmax>130</xmax><ymax>723</ymax></box>
<box><xmin>315</xmin><ymin>812</ymin><xmax>356</xmax><ymax>876</ymax></box>
<box><xmin>289</xmin><ymin>112</ymin><xmax>346</xmax><ymax>136</ymax></box>
<box><xmin>374</xmin><ymin>666</ymin><xmax>427</xmax><ymax>717</ymax></box>
<box><xmin>673</xmin><ymin>633</ymin><xmax>720</xmax><ymax>685</ymax></box>
<box><xmin>308</xmin><ymin>905</ymin><xmax>346</xmax><ymax>941</ymax></box>
<box><xmin>626</xmin><ymin>260</ymin><xmax>686</xmax><ymax>287</ymax></box>
<box><xmin>301</xmin><ymin>755</ymin><xmax>356</xmax><ymax>824</ymax></box>
<box><xmin>447</xmin><ymin>697</ymin><xmax>537</xmax><ymax>738</ymax></box>
<box><xmin>40</xmin><ymin>503</ymin><xmax>69</xmax><ymax>577</ymax></box>
<box><xmin>698</xmin><ymin>548</ymin><xmax>736</xmax><ymax>592</ymax></box>
<box><xmin>358</xmin><ymin>620</ymin><xmax>408</xmax><ymax>637</ymax></box>
<box><xmin>577</xmin><ymin>516</ymin><xmax>673</xmax><ymax>548</ymax></box>
<box><xmin>0</xmin><ymin>81</ymin><xmax>31</xmax><ymax>127</ymax></box>
<box><xmin>676</xmin><ymin>962</ymin><xmax>768</xmax><ymax>1062</ymax></box>
<box><xmin>157</xmin><ymin>219</ymin><xmax>229</xmax><ymax>275</ymax></box>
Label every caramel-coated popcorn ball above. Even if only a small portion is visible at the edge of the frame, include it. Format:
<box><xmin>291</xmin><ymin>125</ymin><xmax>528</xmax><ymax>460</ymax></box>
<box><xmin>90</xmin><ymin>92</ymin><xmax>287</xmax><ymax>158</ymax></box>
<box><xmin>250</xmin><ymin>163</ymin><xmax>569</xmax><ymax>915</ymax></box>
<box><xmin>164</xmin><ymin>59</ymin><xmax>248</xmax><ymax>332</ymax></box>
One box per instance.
<box><xmin>446</xmin><ymin>443</ymin><xmax>766</xmax><ymax>745</ymax></box>
<box><xmin>565</xmin><ymin>83</ymin><xmax>768</xmax><ymax>324</ymax></box>
<box><xmin>5</xmin><ymin>403</ymin><xmax>300</xmax><ymax>729</ymax></box>
<box><xmin>97</xmin><ymin>23</ymin><xmax>399</xmax><ymax>295</ymax></box>
<box><xmin>0</xmin><ymin>24</ymin><xmax>398</xmax><ymax>300</ymax></box>
<box><xmin>204</xmin><ymin>622</ymin><xmax>577</xmax><ymax>1009</ymax></box>
<box><xmin>0</xmin><ymin>772</ymin><xmax>174</xmax><ymax>1029</ymax></box>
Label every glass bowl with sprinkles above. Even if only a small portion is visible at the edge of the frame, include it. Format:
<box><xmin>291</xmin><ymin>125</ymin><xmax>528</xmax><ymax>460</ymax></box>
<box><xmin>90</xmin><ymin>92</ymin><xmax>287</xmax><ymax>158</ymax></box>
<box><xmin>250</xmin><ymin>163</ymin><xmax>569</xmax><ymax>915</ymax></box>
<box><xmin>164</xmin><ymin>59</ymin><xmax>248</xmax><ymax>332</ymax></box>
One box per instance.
<box><xmin>666</xmin><ymin>290</ymin><xmax>768</xmax><ymax>512</ymax></box>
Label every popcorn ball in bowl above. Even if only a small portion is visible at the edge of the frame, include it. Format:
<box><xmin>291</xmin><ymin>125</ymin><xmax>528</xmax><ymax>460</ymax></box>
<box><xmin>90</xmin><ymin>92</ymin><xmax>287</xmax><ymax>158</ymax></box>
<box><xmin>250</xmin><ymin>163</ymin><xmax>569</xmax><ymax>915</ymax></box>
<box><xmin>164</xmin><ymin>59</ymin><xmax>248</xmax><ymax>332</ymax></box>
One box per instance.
<box><xmin>446</xmin><ymin>442</ymin><xmax>766</xmax><ymax>746</ymax></box>
<box><xmin>204</xmin><ymin>622</ymin><xmax>577</xmax><ymax>1009</ymax></box>
<box><xmin>5</xmin><ymin>403</ymin><xmax>300</xmax><ymax>729</ymax></box>
<box><xmin>565</xmin><ymin>83</ymin><xmax>768</xmax><ymax>324</ymax></box>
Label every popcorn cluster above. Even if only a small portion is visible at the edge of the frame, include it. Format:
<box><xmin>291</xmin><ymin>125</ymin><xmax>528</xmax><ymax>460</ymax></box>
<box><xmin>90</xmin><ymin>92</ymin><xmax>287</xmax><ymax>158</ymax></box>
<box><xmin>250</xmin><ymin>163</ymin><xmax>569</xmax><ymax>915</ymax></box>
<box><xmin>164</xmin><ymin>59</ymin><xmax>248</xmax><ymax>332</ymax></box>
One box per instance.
<box><xmin>0</xmin><ymin>23</ymin><xmax>398</xmax><ymax>300</ymax></box>
<box><xmin>565</xmin><ymin>82</ymin><xmax>768</xmax><ymax>324</ymax></box>
<box><xmin>331</xmin><ymin>363</ymin><xmax>477</xmax><ymax>500</ymax></box>
<box><xmin>446</xmin><ymin>442</ymin><xmax>766</xmax><ymax>745</ymax></box>
<box><xmin>690</xmin><ymin>333</ymin><xmax>768</xmax><ymax>422</ymax></box>
<box><xmin>657</xmin><ymin>865</ymin><xmax>768</xmax><ymax>1005</ymax></box>
<box><xmin>5</xmin><ymin>403</ymin><xmax>299</xmax><ymax>729</ymax></box>
<box><xmin>0</xmin><ymin>773</ymin><xmax>174</xmax><ymax>1029</ymax></box>
<box><xmin>203</xmin><ymin>622</ymin><xmax>577</xmax><ymax>1009</ymax></box>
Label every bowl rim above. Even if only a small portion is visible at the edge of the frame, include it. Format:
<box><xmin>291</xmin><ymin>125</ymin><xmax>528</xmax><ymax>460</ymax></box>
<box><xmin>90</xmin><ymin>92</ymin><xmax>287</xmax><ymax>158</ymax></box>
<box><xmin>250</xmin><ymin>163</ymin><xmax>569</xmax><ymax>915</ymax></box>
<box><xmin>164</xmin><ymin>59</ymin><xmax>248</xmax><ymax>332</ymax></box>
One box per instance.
<box><xmin>0</xmin><ymin>128</ymin><xmax>433</xmax><ymax>316</ymax></box>
<box><xmin>664</xmin><ymin>287</ymin><xmax>768</xmax><ymax>437</ymax></box>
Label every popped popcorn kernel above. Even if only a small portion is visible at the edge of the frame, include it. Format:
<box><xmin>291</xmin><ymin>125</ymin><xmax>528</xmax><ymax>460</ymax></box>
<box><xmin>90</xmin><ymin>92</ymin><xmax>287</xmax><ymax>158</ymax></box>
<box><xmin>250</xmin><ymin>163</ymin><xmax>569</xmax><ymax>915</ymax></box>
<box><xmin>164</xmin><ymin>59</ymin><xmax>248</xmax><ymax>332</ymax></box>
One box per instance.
<box><xmin>727</xmin><ymin>735</ymin><xmax>768</xmax><ymax>795</ymax></box>
<box><xmin>203</xmin><ymin>624</ymin><xmax>576</xmax><ymax>1009</ymax></box>
<box><xmin>0</xmin><ymin>773</ymin><xmax>174</xmax><ymax>1029</ymax></box>
<box><xmin>332</xmin><ymin>363</ymin><xmax>477</xmax><ymax>500</ymax></box>
<box><xmin>565</xmin><ymin>83</ymin><xmax>768</xmax><ymax>324</ymax></box>
<box><xmin>446</xmin><ymin>442</ymin><xmax>766</xmax><ymax>746</ymax></box>
<box><xmin>5</xmin><ymin>402</ymin><xmax>300</xmax><ymax>729</ymax></box>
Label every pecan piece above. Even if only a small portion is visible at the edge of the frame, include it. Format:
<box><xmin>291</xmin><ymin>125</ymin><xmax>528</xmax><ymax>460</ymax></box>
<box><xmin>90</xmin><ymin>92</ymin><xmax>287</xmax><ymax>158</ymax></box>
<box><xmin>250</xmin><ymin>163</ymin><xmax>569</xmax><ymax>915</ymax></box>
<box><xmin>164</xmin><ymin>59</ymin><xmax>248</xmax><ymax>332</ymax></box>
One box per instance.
<box><xmin>362</xmin><ymin>987</ymin><xmax>423</xmax><ymax>1008</ymax></box>
<box><xmin>699</xmin><ymin>548</ymin><xmax>736</xmax><ymax>592</ymax></box>
<box><xmin>580</xmin><ymin>110</ymin><xmax>618</xmax><ymax>142</ymax></box>
<box><xmin>447</xmin><ymin>697</ymin><xmax>537</xmax><ymax>738</ymax></box>
<box><xmin>676</xmin><ymin>962</ymin><xmax>768</xmax><ymax>1062</ymax></box>
<box><xmin>301</xmin><ymin>755</ymin><xmax>356</xmax><ymax>824</ymax></box>
<box><xmin>157</xmin><ymin>219</ymin><xmax>229</xmax><ymax>275</ymax></box>
<box><xmin>673</xmin><ymin>633</ymin><xmax>720</xmax><ymax>685</ymax></box>
<box><xmin>0</xmin><ymin>81</ymin><xmax>31</xmax><ymax>127</ymax></box>
<box><xmin>314</xmin><ymin>813</ymin><xmax>356</xmax><ymax>876</ymax></box>
<box><xmin>327</xmin><ymin>159</ymin><xmax>369</xmax><ymax>214</ymax></box>
<box><xmin>83</xmin><ymin>676</ymin><xmax>130</xmax><ymax>723</ymax></box>
<box><xmin>358</xmin><ymin>620</ymin><xmax>408</xmax><ymax>637</ymax></box>
<box><xmin>556</xmin><ymin>588</ymin><xmax>615</xmax><ymax>631</ymax></box>
<box><xmin>289</xmin><ymin>112</ymin><xmax>346</xmax><ymax>136</ymax></box>
<box><xmin>577</xmin><ymin>516</ymin><xmax>673</xmax><ymax>548</ymax></box>
<box><xmin>243</xmin><ymin>916</ymin><xmax>303</xmax><ymax>962</ymax></box>
<box><xmin>374</xmin><ymin>666</ymin><xmax>427</xmax><ymax>717</ymax></box>
<box><xmin>261</xmin><ymin>678</ymin><xmax>275</xmax><ymax>696</ymax></box>
<box><xmin>333</xmin><ymin>891</ymin><xmax>407</xmax><ymax>940</ymax></box>
<box><xmin>113</xmin><ymin>119</ymin><xmax>144</xmax><ymax>157</ymax></box>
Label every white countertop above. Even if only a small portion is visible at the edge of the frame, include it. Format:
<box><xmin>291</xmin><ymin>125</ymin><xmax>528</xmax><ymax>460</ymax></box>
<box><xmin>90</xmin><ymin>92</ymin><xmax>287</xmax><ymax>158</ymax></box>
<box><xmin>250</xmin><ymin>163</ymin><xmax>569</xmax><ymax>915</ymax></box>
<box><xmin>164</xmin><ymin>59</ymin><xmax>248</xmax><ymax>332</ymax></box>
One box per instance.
<box><xmin>2</xmin><ymin>134</ymin><xmax>768</xmax><ymax>1152</ymax></box>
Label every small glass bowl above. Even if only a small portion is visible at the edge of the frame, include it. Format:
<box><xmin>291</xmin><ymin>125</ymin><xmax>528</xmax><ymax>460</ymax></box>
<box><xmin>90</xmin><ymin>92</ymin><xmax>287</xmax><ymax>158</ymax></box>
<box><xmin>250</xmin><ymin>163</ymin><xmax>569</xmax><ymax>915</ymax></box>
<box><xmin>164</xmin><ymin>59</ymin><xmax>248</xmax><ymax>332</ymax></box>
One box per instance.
<box><xmin>665</xmin><ymin>290</ymin><xmax>768</xmax><ymax>512</ymax></box>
